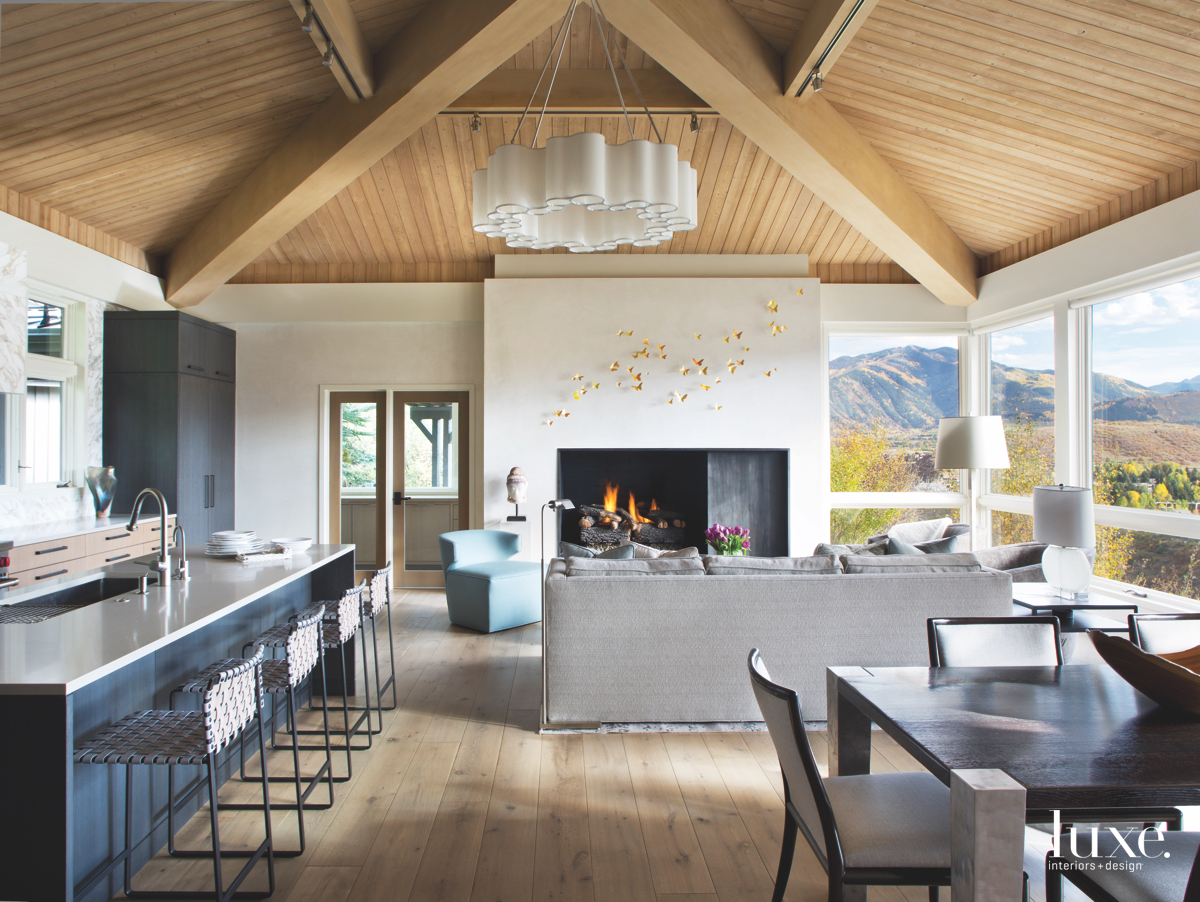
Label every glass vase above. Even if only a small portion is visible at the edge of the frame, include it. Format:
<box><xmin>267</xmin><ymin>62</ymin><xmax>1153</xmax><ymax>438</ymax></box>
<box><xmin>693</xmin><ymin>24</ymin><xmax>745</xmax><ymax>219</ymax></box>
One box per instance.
<box><xmin>85</xmin><ymin>466</ymin><xmax>117</xmax><ymax>518</ymax></box>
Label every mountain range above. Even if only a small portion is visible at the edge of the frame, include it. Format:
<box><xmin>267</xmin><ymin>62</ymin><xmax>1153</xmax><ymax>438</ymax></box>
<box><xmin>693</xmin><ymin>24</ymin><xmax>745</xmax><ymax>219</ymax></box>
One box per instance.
<box><xmin>830</xmin><ymin>345</ymin><xmax>1200</xmax><ymax>431</ymax></box>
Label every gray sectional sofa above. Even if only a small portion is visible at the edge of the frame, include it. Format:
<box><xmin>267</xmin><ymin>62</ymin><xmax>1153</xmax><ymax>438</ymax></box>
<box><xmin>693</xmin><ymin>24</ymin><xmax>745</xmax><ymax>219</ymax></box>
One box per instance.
<box><xmin>543</xmin><ymin>551</ymin><xmax>1013</xmax><ymax>725</ymax></box>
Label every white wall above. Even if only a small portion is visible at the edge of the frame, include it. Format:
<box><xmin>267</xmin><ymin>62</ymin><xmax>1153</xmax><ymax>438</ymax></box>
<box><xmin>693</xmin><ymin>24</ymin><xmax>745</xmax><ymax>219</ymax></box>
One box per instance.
<box><xmin>483</xmin><ymin>277</ymin><xmax>823</xmax><ymax>558</ymax></box>
<box><xmin>235</xmin><ymin>320</ymin><xmax>483</xmax><ymax>542</ymax></box>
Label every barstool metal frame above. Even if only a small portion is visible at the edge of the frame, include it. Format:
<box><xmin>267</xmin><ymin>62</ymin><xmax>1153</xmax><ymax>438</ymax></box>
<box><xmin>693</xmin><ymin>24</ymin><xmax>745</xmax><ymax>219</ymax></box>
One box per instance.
<box><xmin>73</xmin><ymin>647</ymin><xmax>274</xmax><ymax>902</ymax></box>
<box><xmin>217</xmin><ymin>605</ymin><xmax>333</xmax><ymax>858</ymax></box>
<box><xmin>287</xmin><ymin>585</ymin><xmax>374</xmax><ymax>779</ymax></box>
<box><xmin>342</xmin><ymin>563</ymin><xmax>397</xmax><ymax>728</ymax></box>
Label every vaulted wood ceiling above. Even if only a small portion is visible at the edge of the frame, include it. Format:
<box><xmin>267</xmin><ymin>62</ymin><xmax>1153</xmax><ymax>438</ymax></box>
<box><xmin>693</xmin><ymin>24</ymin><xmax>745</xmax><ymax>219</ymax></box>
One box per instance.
<box><xmin>1</xmin><ymin>0</ymin><xmax>1197</xmax><ymax>294</ymax></box>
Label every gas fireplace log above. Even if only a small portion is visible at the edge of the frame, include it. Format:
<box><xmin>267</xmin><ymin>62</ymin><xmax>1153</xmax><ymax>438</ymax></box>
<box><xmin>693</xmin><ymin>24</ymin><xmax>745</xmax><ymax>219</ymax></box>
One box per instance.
<box><xmin>579</xmin><ymin>517</ymin><xmax>593</xmax><ymax>528</ymax></box>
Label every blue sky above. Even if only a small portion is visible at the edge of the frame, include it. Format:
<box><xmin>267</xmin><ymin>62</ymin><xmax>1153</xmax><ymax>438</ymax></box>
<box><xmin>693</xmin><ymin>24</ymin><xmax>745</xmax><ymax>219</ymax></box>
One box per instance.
<box><xmin>829</xmin><ymin>334</ymin><xmax>957</xmax><ymax>359</ymax></box>
<box><xmin>828</xmin><ymin>275</ymin><xmax>1200</xmax><ymax>389</ymax></box>
<box><xmin>1092</xmin><ymin>276</ymin><xmax>1200</xmax><ymax>387</ymax></box>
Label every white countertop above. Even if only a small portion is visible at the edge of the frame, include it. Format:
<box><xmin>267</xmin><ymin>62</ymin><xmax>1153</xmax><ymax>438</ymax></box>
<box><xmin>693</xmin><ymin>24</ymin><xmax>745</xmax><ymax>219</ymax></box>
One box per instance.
<box><xmin>0</xmin><ymin>544</ymin><xmax>354</xmax><ymax>695</ymax></box>
<box><xmin>0</xmin><ymin>513</ymin><xmax>175</xmax><ymax>547</ymax></box>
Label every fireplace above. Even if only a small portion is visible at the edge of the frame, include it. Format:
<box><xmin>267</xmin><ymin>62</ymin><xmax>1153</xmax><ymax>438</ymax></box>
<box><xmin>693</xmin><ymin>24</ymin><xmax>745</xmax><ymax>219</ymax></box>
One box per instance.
<box><xmin>557</xmin><ymin>448</ymin><xmax>789</xmax><ymax>556</ymax></box>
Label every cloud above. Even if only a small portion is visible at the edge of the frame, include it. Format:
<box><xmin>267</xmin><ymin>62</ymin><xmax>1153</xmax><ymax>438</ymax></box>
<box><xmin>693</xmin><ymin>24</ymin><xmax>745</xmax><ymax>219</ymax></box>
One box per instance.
<box><xmin>1092</xmin><ymin>282</ymin><xmax>1200</xmax><ymax>327</ymax></box>
<box><xmin>991</xmin><ymin>335</ymin><xmax>1026</xmax><ymax>351</ymax></box>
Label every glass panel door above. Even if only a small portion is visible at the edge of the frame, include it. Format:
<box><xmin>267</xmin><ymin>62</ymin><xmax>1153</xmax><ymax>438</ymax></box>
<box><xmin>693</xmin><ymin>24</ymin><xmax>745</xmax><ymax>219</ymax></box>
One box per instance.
<box><xmin>328</xmin><ymin>392</ymin><xmax>386</xmax><ymax>579</ymax></box>
<box><xmin>393</xmin><ymin>391</ymin><xmax>469</xmax><ymax>588</ymax></box>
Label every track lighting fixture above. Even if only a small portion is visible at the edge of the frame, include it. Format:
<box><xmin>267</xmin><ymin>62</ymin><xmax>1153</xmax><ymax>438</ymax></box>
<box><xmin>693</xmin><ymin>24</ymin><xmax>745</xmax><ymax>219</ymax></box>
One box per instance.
<box><xmin>300</xmin><ymin>4</ymin><xmax>313</xmax><ymax>33</ymax></box>
<box><xmin>322</xmin><ymin>43</ymin><xmax>334</xmax><ymax>66</ymax></box>
<box><xmin>690</xmin><ymin>113</ymin><xmax>699</xmax><ymax>133</ymax></box>
<box><xmin>471</xmin><ymin>113</ymin><xmax>482</xmax><ymax>133</ymax></box>
<box><xmin>812</xmin><ymin>71</ymin><xmax>824</xmax><ymax>92</ymax></box>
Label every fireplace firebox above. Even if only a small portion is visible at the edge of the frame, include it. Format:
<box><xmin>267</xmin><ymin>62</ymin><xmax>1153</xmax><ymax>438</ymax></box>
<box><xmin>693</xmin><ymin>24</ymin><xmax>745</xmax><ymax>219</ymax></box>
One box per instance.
<box><xmin>557</xmin><ymin>448</ymin><xmax>788</xmax><ymax>556</ymax></box>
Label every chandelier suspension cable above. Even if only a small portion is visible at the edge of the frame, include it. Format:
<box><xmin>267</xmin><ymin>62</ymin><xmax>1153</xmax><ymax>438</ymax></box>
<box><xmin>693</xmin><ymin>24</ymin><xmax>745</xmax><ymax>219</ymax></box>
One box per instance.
<box><xmin>531</xmin><ymin>0</ymin><xmax>581</xmax><ymax>147</ymax></box>
<box><xmin>511</xmin><ymin>0</ymin><xmax>579</xmax><ymax>144</ymax></box>
<box><xmin>592</xmin><ymin>0</ymin><xmax>663</xmax><ymax>143</ymax></box>
<box><xmin>588</xmin><ymin>0</ymin><xmax>636</xmax><ymax>143</ymax></box>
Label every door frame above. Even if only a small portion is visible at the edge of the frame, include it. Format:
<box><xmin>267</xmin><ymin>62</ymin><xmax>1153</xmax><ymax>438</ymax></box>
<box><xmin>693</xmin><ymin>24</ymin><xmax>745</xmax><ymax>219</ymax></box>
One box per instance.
<box><xmin>318</xmin><ymin>383</ymin><xmax>479</xmax><ymax>582</ymax></box>
<box><xmin>327</xmin><ymin>391</ymin><xmax>387</xmax><ymax>578</ymax></box>
<box><xmin>393</xmin><ymin>391</ymin><xmax>470</xmax><ymax>588</ymax></box>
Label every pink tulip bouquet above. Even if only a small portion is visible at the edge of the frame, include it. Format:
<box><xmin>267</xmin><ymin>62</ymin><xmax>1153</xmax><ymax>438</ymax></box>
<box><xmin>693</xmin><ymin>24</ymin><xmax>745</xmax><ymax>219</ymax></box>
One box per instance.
<box><xmin>704</xmin><ymin>523</ymin><xmax>751</xmax><ymax>556</ymax></box>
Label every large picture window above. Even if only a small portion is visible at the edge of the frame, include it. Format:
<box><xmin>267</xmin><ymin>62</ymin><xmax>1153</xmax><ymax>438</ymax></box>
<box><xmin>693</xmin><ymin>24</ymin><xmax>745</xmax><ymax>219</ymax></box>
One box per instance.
<box><xmin>829</xmin><ymin>334</ymin><xmax>961</xmax><ymax>544</ymax></box>
<box><xmin>988</xmin><ymin>316</ymin><xmax>1055</xmax><ymax>544</ymax></box>
<box><xmin>1090</xmin><ymin>274</ymin><xmax>1200</xmax><ymax>598</ymax></box>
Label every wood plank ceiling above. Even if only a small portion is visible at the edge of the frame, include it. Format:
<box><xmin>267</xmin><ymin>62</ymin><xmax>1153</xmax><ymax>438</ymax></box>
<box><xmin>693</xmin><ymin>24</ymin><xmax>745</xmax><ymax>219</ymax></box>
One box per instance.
<box><xmin>1</xmin><ymin>0</ymin><xmax>1198</xmax><ymax>286</ymax></box>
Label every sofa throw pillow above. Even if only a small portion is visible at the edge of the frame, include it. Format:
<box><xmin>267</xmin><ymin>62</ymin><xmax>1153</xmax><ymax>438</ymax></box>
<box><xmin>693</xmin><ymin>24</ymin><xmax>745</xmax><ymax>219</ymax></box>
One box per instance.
<box><xmin>559</xmin><ymin>541</ymin><xmax>636</xmax><ymax>560</ymax></box>
<box><xmin>842</xmin><ymin>552</ymin><xmax>982</xmax><ymax>575</ymax></box>
<box><xmin>621</xmin><ymin>541</ymin><xmax>701</xmax><ymax>560</ymax></box>
<box><xmin>565</xmin><ymin>557</ymin><xmax>706</xmax><ymax>577</ymax></box>
<box><xmin>704</xmin><ymin>554</ymin><xmax>842</xmax><ymax>575</ymax></box>
<box><xmin>914</xmin><ymin>534</ymin><xmax>958</xmax><ymax>554</ymax></box>
<box><xmin>813</xmin><ymin>539</ymin><xmax>889</xmax><ymax>557</ymax></box>
<box><xmin>886</xmin><ymin>537</ymin><xmax>925</xmax><ymax>555</ymax></box>
<box><xmin>886</xmin><ymin>517</ymin><xmax>951</xmax><ymax>545</ymax></box>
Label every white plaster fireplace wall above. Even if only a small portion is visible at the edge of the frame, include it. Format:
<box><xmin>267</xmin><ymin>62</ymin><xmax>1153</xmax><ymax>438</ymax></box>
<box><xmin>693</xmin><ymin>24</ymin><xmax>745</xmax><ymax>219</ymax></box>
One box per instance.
<box><xmin>484</xmin><ymin>277</ymin><xmax>823</xmax><ymax>560</ymax></box>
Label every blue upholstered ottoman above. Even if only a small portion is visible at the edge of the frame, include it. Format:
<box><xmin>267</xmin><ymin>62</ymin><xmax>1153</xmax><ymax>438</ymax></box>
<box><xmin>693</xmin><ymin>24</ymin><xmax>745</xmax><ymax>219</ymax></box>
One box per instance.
<box><xmin>438</xmin><ymin>530</ymin><xmax>541</xmax><ymax>633</ymax></box>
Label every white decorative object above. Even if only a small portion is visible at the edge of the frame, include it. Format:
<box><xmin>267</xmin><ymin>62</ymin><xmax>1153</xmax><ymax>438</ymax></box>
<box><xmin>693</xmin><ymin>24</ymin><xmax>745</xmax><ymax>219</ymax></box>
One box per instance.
<box><xmin>506</xmin><ymin>466</ymin><xmax>528</xmax><ymax>521</ymax></box>
<box><xmin>1034</xmin><ymin>485</ymin><xmax>1095</xmax><ymax>598</ymax></box>
<box><xmin>471</xmin><ymin>0</ymin><xmax>697</xmax><ymax>254</ymax></box>
<box><xmin>473</xmin><ymin>134</ymin><xmax>698</xmax><ymax>252</ymax></box>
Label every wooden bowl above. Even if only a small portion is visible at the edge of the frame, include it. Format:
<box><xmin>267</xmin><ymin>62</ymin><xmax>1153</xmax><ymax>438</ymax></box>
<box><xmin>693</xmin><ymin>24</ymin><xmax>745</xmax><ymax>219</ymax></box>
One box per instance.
<box><xmin>1089</xmin><ymin>630</ymin><xmax>1200</xmax><ymax>716</ymax></box>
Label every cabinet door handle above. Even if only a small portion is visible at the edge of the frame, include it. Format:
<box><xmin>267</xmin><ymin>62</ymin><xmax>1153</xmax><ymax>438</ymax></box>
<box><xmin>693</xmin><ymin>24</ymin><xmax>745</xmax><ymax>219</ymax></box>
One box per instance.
<box><xmin>210</xmin><ymin>474</ymin><xmax>216</xmax><ymax>508</ymax></box>
<box><xmin>105</xmin><ymin>533</ymin><xmax>127</xmax><ymax>541</ymax></box>
<box><xmin>216</xmin><ymin>370</ymin><xmax>232</xmax><ymax>378</ymax></box>
<box><xmin>204</xmin><ymin>475</ymin><xmax>210</xmax><ymax>509</ymax></box>
<box><xmin>187</xmin><ymin>364</ymin><xmax>206</xmax><ymax>372</ymax></box>
<box><xmin>105</xmin><ymin>553</ymin><xmax>131</xmax><ymax>563</ymax></box>
<box><xmin>35</xmin><ymin>569</ymin><xmax>68</xmax><ymax>580</ymax></box>
<box><xmin>35</xmin><ymin>545</ymin><xmax>68</xmax><ymax>555</ymax></box>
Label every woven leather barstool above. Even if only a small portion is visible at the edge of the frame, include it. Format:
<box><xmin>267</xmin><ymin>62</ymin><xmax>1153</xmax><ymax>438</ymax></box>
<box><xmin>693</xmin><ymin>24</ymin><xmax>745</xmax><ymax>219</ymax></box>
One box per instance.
<box><xmin>218</xmin><ymin>604</ymin><xmax>332</xmax><ymax>857</ymax></box>
<box><xmin>73</xmin><ymin>647</ymin><xmax>274</xmax><ymax>902</ymax></box>
<box><xmin>343</xmin><ymin>563</ymin><xmax>397</xmax><ymax>727</ymax></box>
<box><xmin>288</xmin><ymin>585</ymin><xmax>374</xmax><ymax>779</ymax></box>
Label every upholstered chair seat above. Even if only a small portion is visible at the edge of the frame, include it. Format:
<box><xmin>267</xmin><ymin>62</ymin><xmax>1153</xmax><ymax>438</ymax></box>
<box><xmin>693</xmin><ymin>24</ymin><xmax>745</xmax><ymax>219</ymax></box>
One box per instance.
<box><xmin>439</xmin><ymin>530</ymin><xmax>541</xmax><ymax>633</ymax></box>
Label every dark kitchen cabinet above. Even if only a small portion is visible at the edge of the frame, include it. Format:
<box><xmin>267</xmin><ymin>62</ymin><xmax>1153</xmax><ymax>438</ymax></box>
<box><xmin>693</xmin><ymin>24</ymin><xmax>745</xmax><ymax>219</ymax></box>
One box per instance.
<box><xmin>104</xmin><ymin>312</ymin><xmax>235</xmax><ymax>543</ymax></box>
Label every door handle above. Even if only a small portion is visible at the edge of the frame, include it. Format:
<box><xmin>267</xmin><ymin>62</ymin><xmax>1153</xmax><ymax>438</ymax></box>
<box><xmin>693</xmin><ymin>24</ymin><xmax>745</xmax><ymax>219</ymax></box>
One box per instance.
<box><xmin>210</xmin><ymin>475</ymin><xmax>216</xmax><ymax>509</ymax></box>
<box><xmin>393</xmin><ymin>493</ymin><xmax>413</xmax><ymax>505</ymax></box>
<box><xmin>204</xmin><ymin>475</ymin><xmax>210</xmax><ymax>509</ymax></box>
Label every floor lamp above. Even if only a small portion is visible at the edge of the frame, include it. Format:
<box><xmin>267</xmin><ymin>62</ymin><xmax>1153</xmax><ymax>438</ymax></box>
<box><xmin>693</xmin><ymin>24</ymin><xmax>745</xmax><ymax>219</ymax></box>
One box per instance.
<box><xmin>935</xmin><ymin>416</ymin><xmax>1010</xmax><ymax>550</ymax></box>
<box><xmin>540</xmin><ymin>498</ymin><xmax>575</xmax><ymax>731</ymax></box>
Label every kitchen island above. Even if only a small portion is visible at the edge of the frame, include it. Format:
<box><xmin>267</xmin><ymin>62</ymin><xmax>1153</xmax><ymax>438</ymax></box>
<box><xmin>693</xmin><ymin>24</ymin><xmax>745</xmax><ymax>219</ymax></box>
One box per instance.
<box><xmin>0</xmin><ymin>543</ymin><xmax>355</xmax><ymax>902</ymax></box>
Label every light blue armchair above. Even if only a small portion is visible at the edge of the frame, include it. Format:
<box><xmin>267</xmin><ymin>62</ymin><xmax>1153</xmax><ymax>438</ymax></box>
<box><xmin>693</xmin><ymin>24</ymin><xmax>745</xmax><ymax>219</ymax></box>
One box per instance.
<box><xmin>438</xmin><ymin>530</ymin><xmax>542</xmax><ymax>633</ymax></box>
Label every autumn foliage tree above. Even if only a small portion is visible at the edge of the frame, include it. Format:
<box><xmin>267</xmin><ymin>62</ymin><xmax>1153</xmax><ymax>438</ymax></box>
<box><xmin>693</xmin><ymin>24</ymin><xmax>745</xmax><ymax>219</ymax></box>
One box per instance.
<box><xmin>830</xmin><ymin>422</ymin><xmax>917</xmax><ymax>543</ymax></box>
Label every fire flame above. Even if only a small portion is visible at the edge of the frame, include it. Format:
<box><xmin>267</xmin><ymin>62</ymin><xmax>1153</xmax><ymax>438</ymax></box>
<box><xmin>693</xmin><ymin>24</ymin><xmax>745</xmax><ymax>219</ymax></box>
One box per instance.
<box><xmin>628</xmin><ymin>490</ymin><xmax>653</xmax><ymax>524</ymax></box>
<box><xmin>603</xmin><ymin>481</ymin><xmax>619</xmax><ymax>513</ymax></box>
<box><xmin>650</xmin><ymin>498</ymin><xmax>659</xmax><ymax>511</ymax></box>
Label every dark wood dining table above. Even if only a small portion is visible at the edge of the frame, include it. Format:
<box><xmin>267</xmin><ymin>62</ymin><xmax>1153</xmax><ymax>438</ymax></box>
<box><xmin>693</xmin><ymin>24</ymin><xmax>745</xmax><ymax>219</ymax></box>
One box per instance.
<box><xmin>826</xmin><ymin>664</ymin><xmax>1200</xmax><ymax>901</ymax></box>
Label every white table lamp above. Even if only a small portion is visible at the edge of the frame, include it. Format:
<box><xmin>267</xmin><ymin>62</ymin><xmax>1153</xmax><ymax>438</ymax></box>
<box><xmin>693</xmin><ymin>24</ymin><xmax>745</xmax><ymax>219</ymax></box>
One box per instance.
<box><xmin>1033</xmin><ymin>485</ymin><xmax>1095</xmax><ymax>599</ymax></box>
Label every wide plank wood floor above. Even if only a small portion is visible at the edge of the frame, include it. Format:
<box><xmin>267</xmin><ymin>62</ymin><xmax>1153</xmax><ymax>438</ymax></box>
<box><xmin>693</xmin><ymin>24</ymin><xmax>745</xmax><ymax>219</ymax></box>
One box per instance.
<box><xmin>118</xmin><ymin>589</ymin><xmax>1084</xmax><ymax>902</ymax></box>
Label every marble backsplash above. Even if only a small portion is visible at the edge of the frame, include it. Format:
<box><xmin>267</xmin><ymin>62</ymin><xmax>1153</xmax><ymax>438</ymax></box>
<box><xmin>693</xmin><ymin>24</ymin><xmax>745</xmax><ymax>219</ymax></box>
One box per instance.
<box><xmin>85</xmin><ymin>298</ymin><xmax>103</xmax><ymax>468</ymax></box>
<box><xmin>0</xmin><ymin>490</ymin><xmax>91</xmax><ymax>530</ymax></box>
<box><xmin>0</xmin><ymin>242</ymin><xmax>27</xmax><ymax>395</ymax></box>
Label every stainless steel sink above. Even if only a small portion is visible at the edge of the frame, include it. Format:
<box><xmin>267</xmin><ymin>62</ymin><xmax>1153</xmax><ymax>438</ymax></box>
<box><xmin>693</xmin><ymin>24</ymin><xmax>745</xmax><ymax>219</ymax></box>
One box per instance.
<box><xmin>0</xmin><ymin>576</ymin><xmax>146</xmax><ymax>624</ymax></box>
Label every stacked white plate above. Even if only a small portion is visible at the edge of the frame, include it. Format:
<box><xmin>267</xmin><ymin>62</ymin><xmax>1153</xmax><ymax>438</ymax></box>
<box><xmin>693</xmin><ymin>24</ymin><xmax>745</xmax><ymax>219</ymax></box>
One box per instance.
<box><xmin>271</xmin><ymin>537</ymin><xmax>312</xmax><ymax>553</ymax></box>
<box><xmin>206</xmin><ymin>530</ymin><xmax>272</xmax><ymax>557</ymax></box>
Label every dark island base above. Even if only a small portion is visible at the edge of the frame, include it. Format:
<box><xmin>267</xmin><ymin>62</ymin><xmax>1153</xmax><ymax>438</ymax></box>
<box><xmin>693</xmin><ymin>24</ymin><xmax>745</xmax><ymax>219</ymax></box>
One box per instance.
<box><xmin>0</xmin><ymin>551</ymin><xmax>354</xmax><ymax>902</ymax></box>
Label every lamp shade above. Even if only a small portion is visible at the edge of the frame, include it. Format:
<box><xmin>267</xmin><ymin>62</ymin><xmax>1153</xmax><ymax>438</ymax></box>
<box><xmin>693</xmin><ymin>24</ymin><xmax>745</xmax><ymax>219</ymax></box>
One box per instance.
<box><xmin>1033</xmin><ymin>485</ymin><xmax>1095</xmax><ymax>549</ymax></box>
<box><xmin>934</xmin><ymin>416</ymin><xmax>1010</xmax><ymax>469</ymax></box>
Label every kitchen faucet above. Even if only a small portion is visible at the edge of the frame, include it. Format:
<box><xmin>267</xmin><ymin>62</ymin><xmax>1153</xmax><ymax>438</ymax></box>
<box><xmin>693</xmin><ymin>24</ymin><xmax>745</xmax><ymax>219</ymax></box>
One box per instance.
<box><xmin>127</xmin><ymin>488</ymin><xmax>170</xmax><ymax>577</ymax></box>
<box><xmin>172</xmin><ymin>524</ymin><xmax>188</xmax><ymax>581</ymax></box>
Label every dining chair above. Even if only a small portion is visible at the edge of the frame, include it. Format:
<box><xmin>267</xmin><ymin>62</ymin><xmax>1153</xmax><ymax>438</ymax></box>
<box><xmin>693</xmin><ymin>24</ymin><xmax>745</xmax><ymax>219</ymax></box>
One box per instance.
<box><xmin>747</xmin><ymin>648</ymin><xmax>951</xmax><ymax>902</ymax></box>
<box><xmin>927</xmin><ymin>616</ymin><xmax>1064</xmax><ymax>667</ymax></box>
<box><xmin>1128</xmin><ymin>613</ymin><xmax>1200</xmax><ymax>655</ymax></box>
<box><xmin>927</xmin><ymin>617</ymin><xmax>1182</xmax><ymax>831</ymax></box>
<box><xmin>1046</xmin><ymin>830</ymin><xmax>1200</xmax><ymax>901</ymax></box>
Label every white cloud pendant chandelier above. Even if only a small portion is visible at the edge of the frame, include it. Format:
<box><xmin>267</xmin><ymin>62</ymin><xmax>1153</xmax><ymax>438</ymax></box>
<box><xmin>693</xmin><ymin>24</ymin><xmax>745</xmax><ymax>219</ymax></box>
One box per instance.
<box><xmin>471</xmin><ymin>0</ymin><xmax>698</xmax><ymax>253</ymax></box>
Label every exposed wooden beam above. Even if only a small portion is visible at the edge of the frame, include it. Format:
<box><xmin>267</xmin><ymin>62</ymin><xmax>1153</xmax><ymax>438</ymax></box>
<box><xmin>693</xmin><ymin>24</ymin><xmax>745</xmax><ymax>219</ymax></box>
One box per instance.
<box><xmin>448</xmin><ymin>68</ymin><xmax>708</xmax><ymax>112</ymax></box>
<box><xmin>164</xmin><ymin>0</ymin><xmax>565</xmax><ymax>308</ymax></box>
<box><xmin>286</xmin><ymin>0</ymin><xmax>375</xmax><ymax>100</ymax></box>
<box><xmin>602</xmin><ymin>0</ymin><xmax>978</xmax><ymax>306</ymax></box>
<box><xmin>783</xmin><ymin>0</ymin><xmax>882</xmax><ymax>99</ymax></box>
